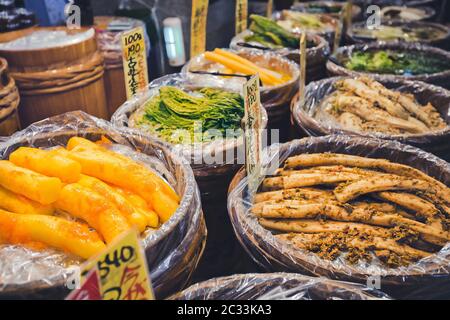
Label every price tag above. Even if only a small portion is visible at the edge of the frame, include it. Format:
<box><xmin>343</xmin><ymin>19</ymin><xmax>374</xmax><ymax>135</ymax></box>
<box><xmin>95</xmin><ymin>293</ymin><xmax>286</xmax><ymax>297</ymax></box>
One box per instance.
<box><xmin>235</xmin><ymin>0</ymin><xmax>248</xmax><ymax>35</ymax></box>
<box><xmin>191</xmin><ymin>0</ymin><xmax>209</xmax><ymax>57</ymax></box>
<box><xmin>66</xmin><ymin>268</ymin><xmax>101</xmax><ymax>300</ymax></box>
<box><xmin>333</xmin><ymin>6</ymin><xmax>346</xmax><ymax>54</ymax></box>
<box><xmin>121</xmin><ymin>27</ymin><xmax>149</xmax><ymax>99</ymax></box>
<box><xmin>267</xmin><ymin>0</ymin><xmax>274</xmax><ymax>18</ymax></box>
<box><xmin>244</xmin><ymin>74</ymin><xmax>263</xmax><ymax>195</ymax></box>
<box><xmin>345</xmin><ymin>1</ymin><xmax>353</xmax><ymax>35</ymax></box>
<box><xmin>81</xmin><ymin>229</ymin><xmax>154</xmax><ymax>300</ymax></box>
<box><xmin>299</xmin><ymin>31</ymin><xmax>307</xmax><ymax>105</ymax></box>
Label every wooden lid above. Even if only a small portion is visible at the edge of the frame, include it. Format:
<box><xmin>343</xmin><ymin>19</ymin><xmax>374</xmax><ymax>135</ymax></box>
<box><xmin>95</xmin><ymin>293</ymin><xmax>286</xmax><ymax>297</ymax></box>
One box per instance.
<box><xmin>0</xmin><ymin>27</ymin><xmax>98</xmax><ymax>71</ymax></box>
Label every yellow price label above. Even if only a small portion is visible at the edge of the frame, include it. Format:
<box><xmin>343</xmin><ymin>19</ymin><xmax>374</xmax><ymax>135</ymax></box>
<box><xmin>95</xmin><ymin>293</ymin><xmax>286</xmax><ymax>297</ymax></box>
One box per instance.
<box><xmin>299</xmin><ymin>31</ymin><xmax>307</xmax><ymax>105</ymax></box>
<box><xmin>267</xmin><ymin>0</ymin><xmax>274</xmax><ymax>18</ymax></box>
<box><xmin>244</xmin><ymin>74</ymin><xmax>263</xmax><ymax>195</ymax></box>
<box><xmin>82</xmin><ymin>229</ymin><xmax>154</xmax><ymax>300</ymax></box>
<box><xmin>235</xmin><ymin>0</ymin><xmax>248</xmax><ymax>35</ymax></box>
<box><xmin>190</xmin><ymin>0</ymin><xmax>209</xmax><ymax>57</ymax></box>
<box><xmin>121</xmin><ymin>27</ymin><xmax>149</xmax><ymax>99</ymax></box>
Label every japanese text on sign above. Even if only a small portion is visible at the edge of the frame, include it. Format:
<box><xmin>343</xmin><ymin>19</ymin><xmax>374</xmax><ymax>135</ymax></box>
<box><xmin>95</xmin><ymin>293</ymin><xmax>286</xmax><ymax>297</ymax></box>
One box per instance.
<box><xmin>191</xmin><ymin>0</ymin><xmax>209</xmax><ymax>57</ymax></box>
<box><xmin>82</xmin><ymin>229</ymin><xmax>154</xmax><ymax>300</ymax></box>
<box><xmin>235</xmin><ymin>0</ymin><xmax>248</xmax><ymax>35</ymax></box>
<box><xmin>244</xmin><ymin>74</ymin><xmax>263</xmax><ymax>195</ymax></box>
<box><xmin>121</xmin><ymin>27</ymin><xmax>149</xmax><ymax>99</ymax></box>
<box><xmin>299</xmin><ymin>31</ymin><xmax>307</xmax><ymax>104</ymax></box>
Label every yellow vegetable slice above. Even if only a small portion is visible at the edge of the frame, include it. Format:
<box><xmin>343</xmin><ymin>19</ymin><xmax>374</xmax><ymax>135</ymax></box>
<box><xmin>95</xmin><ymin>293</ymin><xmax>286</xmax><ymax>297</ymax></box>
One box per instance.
<box><xmin>0</xmin><ymin>209</ymin><xmax>106</xmax><ymax>259</ymax></box>
<box><xmin>78</xmin><ymin>175</ymin><xmax>151</xmax><ymax>232</ymax></box>
<box><xmin>9</xmin><ymin>147</ymin><xmax>82</xmax><ymax>183</ymax></box>
<box><xmin>0</xmin><ymin>160</ymin><xmax>62</xmax><ymax>205</ymax></box>
<box><xmin>112</xmin><ymin>186</ymin><xmax>159</xmax><ymax>228</ymax></box>
<box><xmin>64</xmin><ymin>137</ymin><xmax>180</xmax><ymax>222</ymax></box>
<box><xmin>214</xmin><ymin>48</ymin><xmax>286</xmax><ymax>83</ymax></box>
<box><xmin>55</xmin><ymin>183</ymin><xmax>131</xmax><ymax>243</ymax></box>
<box><xmin>204</xmin><ymin>51</ymin><xmax>282</xmax><ymax>86</ymax></box>
<box><xmin>0</xmin><ymin>185</ymin><xmax>54</xmax><ymax>215</ymax></box>
<box><xmin>151</xmin><ymin>192</ymin><xmax>179</xmax><ymax>223</ymax></box>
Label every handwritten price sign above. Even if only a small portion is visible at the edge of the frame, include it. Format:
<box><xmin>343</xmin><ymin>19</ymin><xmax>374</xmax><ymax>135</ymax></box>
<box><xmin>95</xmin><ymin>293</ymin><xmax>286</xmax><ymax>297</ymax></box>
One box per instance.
<box><xmin>121</xmin><ymin>27</ymin><xmax>149</xmax><ymax>99</ymax></box>
<box><xmin>244</xmin><ymin>74</ymin><xmax>263</xmax><ymax>195</ymax></box>
<box><xmin>235</xmin><ymin>0</ymin><xmax>248</xmax><ymax>35</ymax></box>
<box><xmin>81</xmin><ymin>229</ymin><xmax>154</xmax><ymax>300</ymax></box>
<box><xmin>190</xmin><ymin>0</ymin><xmax>209</xmax><ymax>57</ymax></box>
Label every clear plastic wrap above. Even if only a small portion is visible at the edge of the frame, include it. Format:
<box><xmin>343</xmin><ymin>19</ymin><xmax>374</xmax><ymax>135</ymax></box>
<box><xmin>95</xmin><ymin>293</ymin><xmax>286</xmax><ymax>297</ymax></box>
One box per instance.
<box><xmin>228</xmin><ymin>135</ymin><xmax>450</xmax><ymax>299</ymax></box>
<box><xmin>0</xmin><ymin>111</ymin><xmax>206</xmax><ymax>299</ymax></box>
<box><xmin>169</xmin><ymin>273</ymin><xmax>390</xmax><ymax>300</ymax></box>
<box><xmin>230</xmin><ymin>31</ymin><xmax>330</xmax><ymax>83</ymax></box>
<box><xmin>94</xmin><ymin>16</ymin><xmax>150</xmax><ymax>68</ymax></box>
<box><xmin>111</xmin><ymin>73</ymin><xmax>268</xmax><ymax>198</ymax></box>
<box><xmin>346</xmin><ymin>21</ymin><xmax>450</xmax><ymax>50</ymax></box>
<box><xmin>292</xmin><ymin>76</ymin><xmax>450</xmax><ymax>160</ymax></box>
<box><xmin>326</xmin><ymin>42</ymin><xmax>450</xmax><ymax>89</ymax></box>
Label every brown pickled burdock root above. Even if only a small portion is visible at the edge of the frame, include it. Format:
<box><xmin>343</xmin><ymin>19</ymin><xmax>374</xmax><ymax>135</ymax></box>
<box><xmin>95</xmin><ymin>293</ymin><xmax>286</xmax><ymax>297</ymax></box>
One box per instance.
<box><xmin>332</xmin><ymin>95</ymin><xmax>428</xmax><ymax>133</ymax></box>
<box><xmin>283</xmin><ymin>153</ymin><xmax>450</xmax><ymax>205</ymax></box>
<box><xmin>353</xmin><ymin>201</ymin><xmax>416</xmax><ymax>220</ymax></box>
<box><xmin>333</xmin><ymin>175</ymin><xmax>431</xmax><ymax>203</ymax></box>
<box><xmin>359</xmin><ymin>76</ymin><xmax>435</xmax><ymax>128</ymax></box>
<box><xmin>276</xmin><ymin>165</ymin><xmax>383</xmax><ymax>177</ymax></box>
<box><xmin>375</xmin><ymin>191</ymin><xmax>446</xmax><ymax>230</ymax></box>
<box><xmin>259</xmin><ymin>218</ymin><xmax>392</xmax><ymax>238</ymax></box>
<box><xmin>376</xmin><ymin>191</ymin><xmax>439</xmax><ymax>218</ymax></box>
<box><xmin>338</xmin><ymin>112</ymin><xmax>364</xmax><ymax>132</ymax></box>
<box><xmin>262</xmin><ymin>172</ymin><xmax>365</xmax><ymax>191</ymax></box>
<box><xmin>335</xmin><ymin>78</ymin><xmax>411</xmax><ymax>120</ymax></box>
<box><xmin>254</xmin><ymin>202</ymin><xmax>450</xmax><ymax>245</ymax></box>
<box><xmin>276</xmin><ymin>232</ymin><xmax>431</xmax><ymax>265</ymax></box>
<box><xmin>254</xmin><ymin>187</ymin><xmax>334</xmax><ymax>203</ymax></box>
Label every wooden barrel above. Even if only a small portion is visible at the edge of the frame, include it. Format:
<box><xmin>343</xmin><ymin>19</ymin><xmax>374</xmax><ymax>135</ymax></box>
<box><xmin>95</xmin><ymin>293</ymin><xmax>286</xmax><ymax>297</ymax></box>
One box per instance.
<box><xmin>0</xmin><ymin>57</ymin><xmax>20</xmax><ymax>136</ymax></box>
<box><xmin>0</xmin><ymin>27</ymin><xmax>108</xmax><ymax>127</ymax></box>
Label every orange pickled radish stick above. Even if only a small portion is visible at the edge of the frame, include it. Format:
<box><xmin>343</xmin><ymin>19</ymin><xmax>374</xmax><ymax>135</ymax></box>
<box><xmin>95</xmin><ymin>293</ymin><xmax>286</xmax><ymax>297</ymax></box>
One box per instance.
<box><xmin>66</xmin><ymin>137</ymin><xmax>180</xmax><ymax>203</ymax></box>
<box><xmin>112</xmin><ymin>186</ymin><xmax>159</xmax><ymax>228</ymax></box>
<box><xmin>78</xmin><ymin>175</ymin><xmax>149</xmax><ymax>232</ymax></box>
<box><xmin>0</xmin><ymin>160</ymin><xmax>62</xmax><ymax>205</ymax></box>
<box><xmin>0</xmin><ymin>185</ymin><xmax>53</xmax><ymax>215</ymax></box>
<box><xmin>9</xmin><ymin>147</ymin><xmax>81</xmax><ymax>183</ymax></box>
<box><xmin>55</xmin><ymin>184</ymin><xmax>131</xmax><ymax>243</ymax></box>
<box><xmin>0</xmin><ymin>209</ymin><xmax>106</xmax><ymax>259</ymax></box>
<box><xmin>204</xmin><ymin>52</ymin><xmax>280</xmax><ymax>86</ymax></box>
<box><xmin>151</xmin><ymin>192</ymin><xmax>179</xmax><ymax>223</ymax></box>
<box><xmin>213</xmin><ymin>48</ymin><xmax>285</xmax><ymax>83</ymax></box>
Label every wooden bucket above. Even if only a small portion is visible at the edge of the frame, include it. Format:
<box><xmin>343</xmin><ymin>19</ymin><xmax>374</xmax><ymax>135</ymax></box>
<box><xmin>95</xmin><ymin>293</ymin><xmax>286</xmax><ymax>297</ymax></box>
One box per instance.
<box><xmin>0</xmin><ymin>57</ymin><xmax>20</xmax><ymax>136</ymax></box>
<box><xmin>0</xmin><ymin>27</ymin><xmax>108</xmax><ymax>127</ymax></box>
<box><xmin>95</xmin><ymin>16</ymin><xmax>144</xmax><ymax>117</ymax></box>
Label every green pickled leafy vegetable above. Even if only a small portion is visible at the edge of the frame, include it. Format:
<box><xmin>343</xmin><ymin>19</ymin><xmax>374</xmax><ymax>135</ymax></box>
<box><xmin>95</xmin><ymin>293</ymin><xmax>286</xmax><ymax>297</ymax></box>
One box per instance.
<box><xmin>345</xmin><ymin>50</ymin><xmax>450</xmax><ymax>75</ymax></box>
<box><xmin>245</xmin><ymin>14</ymin><xmax>299</xmax><ymax>49</ymax></box>
<box><xmin>134</xmin><ymin>86</ymin><xmax>245</xmax><ymax>144</ymax></box>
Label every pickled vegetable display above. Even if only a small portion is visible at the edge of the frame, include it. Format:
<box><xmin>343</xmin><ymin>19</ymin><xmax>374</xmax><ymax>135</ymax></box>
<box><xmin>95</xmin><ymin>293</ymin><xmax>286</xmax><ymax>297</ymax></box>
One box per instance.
<box><xmin>129</xmin><ymin>86</ymin><xmax>245</xmax><ymax>144</ymax></box>
<box><xmin>253</xmin><ymin>153</ymin><xmax>450</xmax><ymax>268</ymax></box>
<box><xmin>345</xmin><ymin>50</ymin><xmax>450</xmax><ymax>75</ymax></box>
<box><xmin>0</xmin><ymin>137</ymin><xmax>180</xmax><ymax>259</ymax></box>
<box><xmin>317</xmin><ymin>77</ymin><xmax>447</xmax><ymax>135</ymax></box>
